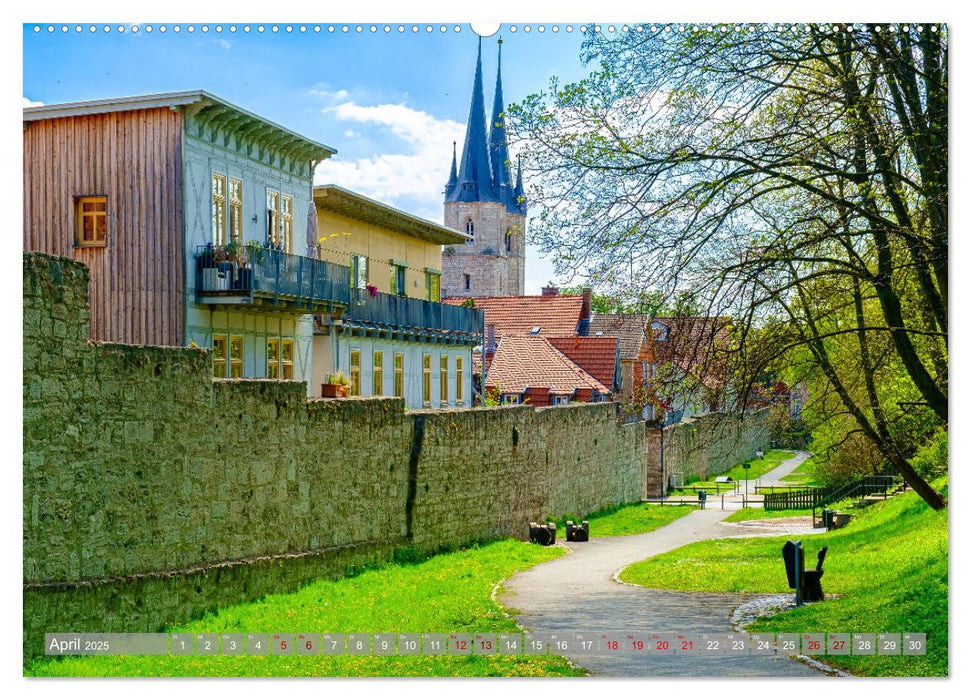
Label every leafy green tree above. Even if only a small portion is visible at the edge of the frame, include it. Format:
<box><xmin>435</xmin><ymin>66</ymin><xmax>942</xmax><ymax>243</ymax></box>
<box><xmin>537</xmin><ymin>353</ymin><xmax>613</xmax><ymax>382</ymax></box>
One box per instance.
<box><xmin>511</xmin><ymin>24</ymin><xmax>947</xmax><ymax>509</ymax></box>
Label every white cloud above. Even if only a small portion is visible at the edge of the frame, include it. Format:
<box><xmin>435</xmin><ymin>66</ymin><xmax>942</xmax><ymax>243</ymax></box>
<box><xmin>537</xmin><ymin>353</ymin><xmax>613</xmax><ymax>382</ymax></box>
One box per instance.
<box><xmin>314</xmin><ymin>96</ymin><xmax>464</xmax><ymax>224</ymax></box>
<box><xmin>23</xmin><ymin>97</ymin><xmax>44</xmax><ymax>108</ymax></box>
<box><xmin>342</xmin><ymin>130</ymin><xmax>361</xmax><ymax>139</ymax></box>
<box><xmin>218</xmin><ymin>39</ymin><xmax>231</xmax><ymax>50</ymax></box>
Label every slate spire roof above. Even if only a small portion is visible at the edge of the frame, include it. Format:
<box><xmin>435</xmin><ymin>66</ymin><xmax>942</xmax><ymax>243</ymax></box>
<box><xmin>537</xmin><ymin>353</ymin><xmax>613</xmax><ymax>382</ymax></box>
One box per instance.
<box><xmin>446</xmin><ymin>39</ymin><xmax>526</xmax><ymax>215</ymax></box>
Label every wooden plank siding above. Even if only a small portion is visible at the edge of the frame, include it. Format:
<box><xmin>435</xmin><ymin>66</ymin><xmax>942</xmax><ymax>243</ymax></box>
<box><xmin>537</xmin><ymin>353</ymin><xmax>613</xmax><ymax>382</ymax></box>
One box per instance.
<box><xmin>23</xmin><ymin>108</ymin><xmax>185</xmax><ymax>346</ymax></box>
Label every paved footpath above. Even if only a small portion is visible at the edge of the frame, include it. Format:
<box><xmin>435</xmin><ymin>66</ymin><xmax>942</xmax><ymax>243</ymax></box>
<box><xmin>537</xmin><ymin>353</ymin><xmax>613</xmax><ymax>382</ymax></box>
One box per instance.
<box><xmin>500</xmin><ymin>504</ymin><xmax>823</xmax><ymax>676</ymax></box>
<box><xmin>760</xmin><ymin>450</ymin><xmax>813</xmax><ymax>487</ymax></box>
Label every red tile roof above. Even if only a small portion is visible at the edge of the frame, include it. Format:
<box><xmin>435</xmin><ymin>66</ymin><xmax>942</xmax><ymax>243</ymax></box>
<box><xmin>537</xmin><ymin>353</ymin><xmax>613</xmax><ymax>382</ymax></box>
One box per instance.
<box><xmin>484</xmin><ymin>335</ymin><xmax>610</xmax><ymax>395</ymax></box>
<box><xmin>547</xmin><ymin>336</ymin><xmax>619</xmax><ymax>390</ymax></box>
<box><xmin>588</xmin><ymin>313</ymin><xmax>650</xmax><ymax>360</ymax></box>
<box><xmin>443</xmin><ymin>295</ymin><xmax>584</xmax><ymax>337</ymax></box>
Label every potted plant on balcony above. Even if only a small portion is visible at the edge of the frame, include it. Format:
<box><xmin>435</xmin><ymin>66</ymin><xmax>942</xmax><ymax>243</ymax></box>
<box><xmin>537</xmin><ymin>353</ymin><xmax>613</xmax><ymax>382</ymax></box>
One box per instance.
<box><xmin>322</xmin><ymin>371</ymin><xmax>351</xmax><ymax>398</ymax></box>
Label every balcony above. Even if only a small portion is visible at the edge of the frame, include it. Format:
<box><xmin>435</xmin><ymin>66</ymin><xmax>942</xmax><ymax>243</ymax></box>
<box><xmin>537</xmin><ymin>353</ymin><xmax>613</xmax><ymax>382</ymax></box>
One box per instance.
<box><xmin>337</xmin><ymin>288</ymin><xmax>484</xmax><ymax>344</ymax></box>
<box><xmin>195</xmin><ymin>245</ymin><xmax>350</xmax><ymax>314</ymax></box>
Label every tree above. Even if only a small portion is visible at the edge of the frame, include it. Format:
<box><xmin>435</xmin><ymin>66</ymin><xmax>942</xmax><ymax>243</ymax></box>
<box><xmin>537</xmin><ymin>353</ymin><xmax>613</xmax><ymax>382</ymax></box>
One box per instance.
<box><xmin>510</xmin><ymin>24</ymin><xmax>947</xmax><ymax>509</ymax></box>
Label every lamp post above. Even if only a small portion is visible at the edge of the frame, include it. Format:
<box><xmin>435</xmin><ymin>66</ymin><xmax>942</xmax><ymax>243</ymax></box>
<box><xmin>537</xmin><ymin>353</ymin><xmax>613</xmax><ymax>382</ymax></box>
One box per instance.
<box><xmin>743</xmin><ymin>462</ymin><xmax>751</xmax><ymax>508</ymax></box>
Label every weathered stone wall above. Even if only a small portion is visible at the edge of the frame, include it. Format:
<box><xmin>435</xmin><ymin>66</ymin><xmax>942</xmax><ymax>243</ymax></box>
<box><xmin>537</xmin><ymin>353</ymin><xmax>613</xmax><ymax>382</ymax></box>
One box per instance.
<box><xmin>643</xmin><ymin>410</ymin><xmax>770</xmax><ymax>495</ymax></box>
<box><xmin>22</xmin><ymin>253</ymin><xmax>639</xmax><ymax>659</ymax></box>
<box><xmin>23</xmin><ymin>253</ymin><xmax>761</xmax><ymax>659</ymax></box>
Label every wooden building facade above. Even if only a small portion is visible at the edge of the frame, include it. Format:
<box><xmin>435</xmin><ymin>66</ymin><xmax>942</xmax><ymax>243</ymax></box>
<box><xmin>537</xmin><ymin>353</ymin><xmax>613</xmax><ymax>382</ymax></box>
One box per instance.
<box><xmin>23</xmin><ymin>106</ymin><xmax>186</xmax><ymax>346</ymax></box>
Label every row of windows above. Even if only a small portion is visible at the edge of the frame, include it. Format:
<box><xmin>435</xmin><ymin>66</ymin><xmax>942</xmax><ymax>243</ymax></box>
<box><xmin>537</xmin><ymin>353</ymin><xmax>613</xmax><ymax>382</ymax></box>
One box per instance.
<box><xmin>212</xmin><ymin>174</ymin><xmax>293</xmax><ymax>253</ymax></box>
<box><xmin>348</xmin><ymin>350</ymin><xmax>464</xmax><ymax>405</ymax></box>
<box><xmin>349</xmin><ymin>254</ymin><xmax>442</xmax><ymax>301</ymax></box>
<box><xmin>212</xmin><ymin>335</ymin><xmax>293</xmax><ymax>379</ymax></box>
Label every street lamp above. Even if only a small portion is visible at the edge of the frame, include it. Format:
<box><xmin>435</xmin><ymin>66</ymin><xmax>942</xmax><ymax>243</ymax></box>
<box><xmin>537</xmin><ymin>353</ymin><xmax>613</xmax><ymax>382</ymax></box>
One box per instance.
<box><xmin>743</xmin><ymin>462</ymin><xmax>751</xmax><ymax>508</ymax></box>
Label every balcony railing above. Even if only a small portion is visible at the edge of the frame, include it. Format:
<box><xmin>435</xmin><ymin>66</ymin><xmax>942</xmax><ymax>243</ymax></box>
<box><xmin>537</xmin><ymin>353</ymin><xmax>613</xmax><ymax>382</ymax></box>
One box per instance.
<box><xmin>195</xmin><ymin>246</ymin><xmax>350</xmax><ymax>311</ymax></box>
<box><xmin>342</xmin><ymin>288</ymin><xmax>484</xmax><ymax>341</ymax></box>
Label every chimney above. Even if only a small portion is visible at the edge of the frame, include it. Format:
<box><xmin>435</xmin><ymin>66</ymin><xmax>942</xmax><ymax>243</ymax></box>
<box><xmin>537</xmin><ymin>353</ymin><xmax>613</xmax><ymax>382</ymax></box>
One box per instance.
<box><xmin>581</xmin><ymin>288</ymin><xmax>592</xmax><ymax>321</ymax></box>
<box><xmin>541</xmin><ymin>283</ymin><xmax>559</xmax><ymax>296</ymax></box>
<box><xmin>486</xmin><ymin>324</ymin><xmax>497</xmax><ymax>353</ymax></box>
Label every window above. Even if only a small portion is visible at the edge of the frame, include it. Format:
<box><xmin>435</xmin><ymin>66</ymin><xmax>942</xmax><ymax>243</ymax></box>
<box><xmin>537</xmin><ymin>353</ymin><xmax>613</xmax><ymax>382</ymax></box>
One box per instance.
<box><xmin>267</xmin><ymin>339</ymin><xmax>280</xmax><ymax>379</ymax></box>
<box><xmin>440</xmin><ymin>355</ymin><xmax>449</xmax><ymax>405</ymax></box>
<box><xmin>212</xmin><ymin>334</ymin><xmax>228</xmax><ymax>378</ymax></box>
<box><xmin>423</xmin><ymin>354</ymin><xmax>432</xmax><ymax>406</ymax></box>
<box><xmin>76</xmin><ymin>196</ymin><xmax>107</xmax><ymax>247</ymax></box>
<box><xmin>212</xmin><ymin>174</ymin><xmax>227</xmax><ymax>245</ymax></box>
<box><xmin>456</xmin><ymin>357</ymin><xmax>464</xmax><ymax>404</ymax></box>
<box><xmin>280</xmin><ymin>194</ymin><xmax>293</xmax><ymax>253</ymax></box>
<box><xmin>552</xmin><ymin>395</ymin><xmax>570</xmax><ymax>406</ymax></box>
<box><xmin>390</xmin><ymin>263</ymin><xmax>407</xmax><ymax>296</ymax></box>
<box><xmin>501</xmin><ymin>393</ymin><xmax>521</xmax><ymax>405</ymax></box>
<box><xmin>373</xmin><ymin>351</ymin><xmax>383</xmax><ymax>396</ymax></box>
<box><xmin>229</xmin><ymin>336</ymin><xmax>243</xmax><ymax>378</ymax></box>
<box><xmin>229</xmin><ymin>178</ymin><xmax>243</xmax><ymax>244</ymax></box>
<box><xmin>464</xmin><ymin>274</ymin><xmax>471</xmax><ymax>291</ymax></box>
<box><xmin>266</xmin><ymin>190</ymin><xmax>292</xmax><ymax>252</ymax></box>
<box><xmin>350</xmin><ymin>254</ymin><xmax>369</xmax><ymax>289</ymax></box>
<box><xmin>394</xmin><ymin>353</ymin><xmax>404</xmax><ymax>398</ymax></box>
<box><xmin>266</xmin><ymin>338</ymin><xmax>294</xmax><ymax>379</ymax></box>
<box><xmin>281</xmin><ymin>339</ymin><xmax>294</xmax><ymax>379</ymax></box>
<box><xmin>505</xmin><ymin>228</ymin><xmax>513</xmax><ymax>253</ymax></box>
<box><xmin>651</xmin><ymin>321</ymin><xmax>669</xmax><ymax>341</ymax></box>
<box><xmin>266</xmin><ymin>190</ymin><xmax>280</xmax><ymax>246</ymax></box>
<box><xmin>465</xmin><ymin>218</ymin><xmax>475</xmax><ymax>242</ymax></box>
<box><xmin>426</xmin><ymin>271</ymin><xmax>441</xmax><ymax>302</ymax></box>
<box><xmin>349</xmin><ymin>350</ymin><xmax>361</xmax><ymax>396</ymax></box>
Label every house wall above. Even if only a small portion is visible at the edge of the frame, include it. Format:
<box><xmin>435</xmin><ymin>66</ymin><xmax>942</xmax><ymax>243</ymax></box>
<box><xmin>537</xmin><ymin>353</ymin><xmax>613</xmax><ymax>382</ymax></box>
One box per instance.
<box><xmin>22</xmin><ymin>108</ymin><xmax>185</xmax><ymax>346</ymax></box>
<box><xmin>314</xmin><ymin>332</ymin><xmax>474</xmax><ymax>408</ymax></box>
<box><xmin>314</xmin><ymin>209</ymin><xmax>444</xmax><ymax>299</ymax></box>
<box><xmin>441</xmin><ymin>201</ymin><xmax>525</xmax><ymax>297</ymax></box>
<box><xmin>181</xmin><ymin>111</ymin><xmax>318</xmax><ymax>388</ymax></box>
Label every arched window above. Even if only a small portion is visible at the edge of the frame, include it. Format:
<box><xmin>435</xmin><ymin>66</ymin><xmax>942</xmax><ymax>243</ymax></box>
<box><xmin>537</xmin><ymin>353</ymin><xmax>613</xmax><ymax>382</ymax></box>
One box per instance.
<box><xmin>465</xmin><ymin>218</ymin><xmax>475</xmax><ymax>243</ymax></box>
<box><xmin>505</xmin><ymin>228</ymin><xmax>512</xmax><ymax>253</ymax></box>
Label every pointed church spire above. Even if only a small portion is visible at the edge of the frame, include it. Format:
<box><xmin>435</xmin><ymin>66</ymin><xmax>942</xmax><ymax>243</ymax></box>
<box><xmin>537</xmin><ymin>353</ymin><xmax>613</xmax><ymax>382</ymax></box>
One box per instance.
<box><xmin>446</xmin><ymin>37</ymin><xmax>497</xmax><ymax>203</ymax></box>
<box><xmin>445</xmin><ymin>141</ymin><xmax>458</xmax><ymax>197</ymax></box>
<box><xmin>514</xmin><ymin>155</ymin><xmax>526</xmax><ymax>214</ymax></box>
<box><xmin>489</xmin><ymin>38</ymin><xmax>521</xmax><ymax>213</ymax></box>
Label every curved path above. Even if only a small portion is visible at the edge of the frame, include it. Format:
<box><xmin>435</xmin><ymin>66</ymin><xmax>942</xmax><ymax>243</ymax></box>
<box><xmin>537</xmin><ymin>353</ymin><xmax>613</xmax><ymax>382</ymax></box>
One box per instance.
<box><xmin>500</xmin><ymin>454</ymin><xmax>823</xmax><ymax>677</ymax></box>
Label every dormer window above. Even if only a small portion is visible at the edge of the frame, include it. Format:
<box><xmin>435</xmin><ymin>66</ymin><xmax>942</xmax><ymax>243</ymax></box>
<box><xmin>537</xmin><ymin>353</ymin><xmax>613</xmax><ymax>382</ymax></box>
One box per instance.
<box><xmin>651</xmin><ymin>321</ymin><xmax>669</xmax><ymax>341</ymax></box>
<box><xmin>529</xmin><ymin>326</ymin><xmax>541</xmax><ymax>335</ymax></box>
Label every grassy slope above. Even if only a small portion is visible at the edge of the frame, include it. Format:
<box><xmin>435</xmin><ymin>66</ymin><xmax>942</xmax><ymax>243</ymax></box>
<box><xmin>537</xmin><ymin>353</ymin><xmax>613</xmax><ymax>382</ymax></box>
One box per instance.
<box><xmin>619</xmin><ymin>485</ymin><xmax>948</xmax><ymax>676</ymax></box>
<box><xmin>27</xmin><ymin>541</ymin><xmax>582</xmax><ymax>678</ymax></box>
<box><xmin>779</xmin><ymin>456</ymin><xmax>819</xmax><ymax>485</ymax></box>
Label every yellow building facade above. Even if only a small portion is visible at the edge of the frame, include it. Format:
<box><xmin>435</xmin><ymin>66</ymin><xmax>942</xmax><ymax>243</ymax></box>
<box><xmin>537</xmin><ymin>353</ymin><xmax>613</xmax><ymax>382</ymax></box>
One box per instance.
<box><xmin>311</xmin><ymin>186</ymin><xmax>483</xmax><ymax>408</ymax></box>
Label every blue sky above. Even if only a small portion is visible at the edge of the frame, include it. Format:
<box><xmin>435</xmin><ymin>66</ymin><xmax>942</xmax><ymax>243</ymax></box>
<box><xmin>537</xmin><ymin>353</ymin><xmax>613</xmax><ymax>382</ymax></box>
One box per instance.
<box><xmin>23</xmin><ymin>22</ymin><xmax>591</xmax><ymax>293</ymax></box>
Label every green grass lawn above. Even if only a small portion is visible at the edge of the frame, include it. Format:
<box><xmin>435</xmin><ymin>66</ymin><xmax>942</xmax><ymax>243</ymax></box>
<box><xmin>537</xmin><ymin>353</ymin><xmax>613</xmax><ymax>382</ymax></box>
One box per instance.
<box><xmin>554</xmin><ymin>502</ymin><xmax>695</xmax><ymax>539</ymax></box>
<box><xmin>669</xmin><ymin>450</ymin><xmax>796</xmax><ymax>495</ymax></box>
<box><xmin>723</xmin><ymin>507</ymin><xmax>815</xmax><ymax>523</ymax></box>
<box><xmin>619</xmin><ymin>482</ymin><xmax>948</xmax><ymax>677</ymax></box>
<box><xmin>26</xmin><ymin>541</ymin><xmax>584</xmax><ymax>678</ymax></box>
<box><xmin>779</xmin><ymin>456</ymin><xmax>819</xmax><ymax>486</ymax></box>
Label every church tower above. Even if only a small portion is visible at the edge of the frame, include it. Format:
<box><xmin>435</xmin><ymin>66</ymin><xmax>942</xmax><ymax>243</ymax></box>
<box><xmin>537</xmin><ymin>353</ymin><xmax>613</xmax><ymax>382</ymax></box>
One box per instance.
<box><xmin>442</xmin><ymin>38</ymin><xmax>527</xmax><ymax>298</ymax></box>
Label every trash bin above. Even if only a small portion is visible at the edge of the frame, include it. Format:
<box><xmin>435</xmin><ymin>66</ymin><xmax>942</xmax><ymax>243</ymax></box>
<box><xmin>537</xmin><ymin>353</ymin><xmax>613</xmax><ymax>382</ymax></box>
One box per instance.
<box><xmin>698</xmin><ymin>491</ymin><xmax>707</xmax><ymax>509</ymax></box>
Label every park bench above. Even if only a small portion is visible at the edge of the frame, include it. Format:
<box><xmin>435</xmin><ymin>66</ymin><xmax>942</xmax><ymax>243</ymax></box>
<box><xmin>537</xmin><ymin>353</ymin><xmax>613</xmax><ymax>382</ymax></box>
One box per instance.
<box><xmin>565</xmin><ymin>520</ymin><xmax>589</xmax><ymax>542</ymax></box>
<box><xmin>529</xmin><ymin>521</ymin><xmax>556</xmax><ymax>546</ymax></box>
<box><xmin>782</xmin><ymin>540</ymin><xmax>828</xmax><ymax>604</ymax></box>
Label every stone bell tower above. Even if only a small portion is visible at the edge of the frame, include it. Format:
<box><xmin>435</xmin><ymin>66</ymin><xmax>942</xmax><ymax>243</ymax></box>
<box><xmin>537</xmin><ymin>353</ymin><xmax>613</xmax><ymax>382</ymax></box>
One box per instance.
<box><xmin>442</xmin><ymin>38</ymin><xmax>526</xmax><ymax>298</ymax></box>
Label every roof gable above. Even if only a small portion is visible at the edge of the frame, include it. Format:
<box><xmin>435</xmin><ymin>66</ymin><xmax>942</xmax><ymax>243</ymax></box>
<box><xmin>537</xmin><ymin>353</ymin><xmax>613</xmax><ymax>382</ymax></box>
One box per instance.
<box><xmin>443</xmin><ymin>295</ymin><xmax>584</xmax><ymax>337</ymax></box>
<box><xmin>484</xmin><ymin>335</ymin><xmax>609</xmax><ymax>395</ymax></box>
